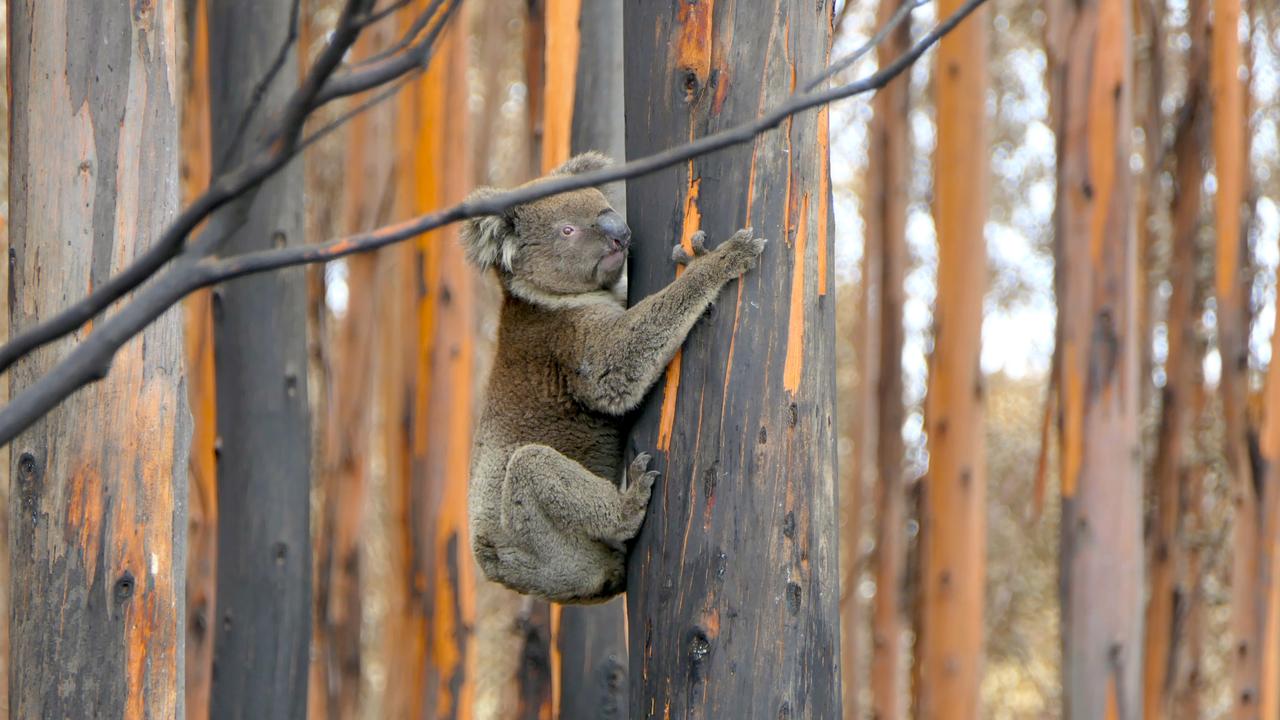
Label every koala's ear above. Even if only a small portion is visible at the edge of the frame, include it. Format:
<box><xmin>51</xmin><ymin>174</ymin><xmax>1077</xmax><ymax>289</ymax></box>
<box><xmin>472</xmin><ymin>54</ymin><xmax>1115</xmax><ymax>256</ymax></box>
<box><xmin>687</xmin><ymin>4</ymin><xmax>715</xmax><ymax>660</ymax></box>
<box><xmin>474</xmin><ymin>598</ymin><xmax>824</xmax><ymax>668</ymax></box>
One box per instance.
<box><xmin>549</xmin><ymin>151</ymin><xmax>612</xmax><ymax>177</ymax></box>
<box><xmin>460</xmin><ymin>188</ymin><xmax>517</xmax><ymax>272</ymax></box>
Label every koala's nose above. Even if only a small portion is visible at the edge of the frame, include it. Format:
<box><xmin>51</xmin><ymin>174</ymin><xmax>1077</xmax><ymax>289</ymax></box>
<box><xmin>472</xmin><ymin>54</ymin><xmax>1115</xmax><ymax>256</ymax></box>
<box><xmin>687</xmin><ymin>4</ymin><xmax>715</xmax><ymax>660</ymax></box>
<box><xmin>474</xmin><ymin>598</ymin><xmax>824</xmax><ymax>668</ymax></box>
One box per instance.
<box><xmin>597</xmin><ymin>210</ymin><xmax>631</xmax><ymax>249</ymax></box>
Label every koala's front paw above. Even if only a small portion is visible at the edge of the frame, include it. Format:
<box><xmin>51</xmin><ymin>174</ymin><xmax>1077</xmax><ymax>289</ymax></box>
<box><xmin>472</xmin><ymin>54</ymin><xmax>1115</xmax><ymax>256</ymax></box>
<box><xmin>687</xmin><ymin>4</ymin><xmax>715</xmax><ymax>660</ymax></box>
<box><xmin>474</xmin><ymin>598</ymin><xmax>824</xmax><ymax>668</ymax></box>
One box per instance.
<box><xmin>616</xmin><ymin>453</ymin><xmax>658</xmax><ymax>541</ymax></box>
<box><xmin>715</xmin><ymin>227</ymin><xmax>768</xmax><ymax>277</ymax></box>
<box><xmin>672</xmin><ymin>230</ymin><xmax>710</xmax><ymax>265</ymax></box>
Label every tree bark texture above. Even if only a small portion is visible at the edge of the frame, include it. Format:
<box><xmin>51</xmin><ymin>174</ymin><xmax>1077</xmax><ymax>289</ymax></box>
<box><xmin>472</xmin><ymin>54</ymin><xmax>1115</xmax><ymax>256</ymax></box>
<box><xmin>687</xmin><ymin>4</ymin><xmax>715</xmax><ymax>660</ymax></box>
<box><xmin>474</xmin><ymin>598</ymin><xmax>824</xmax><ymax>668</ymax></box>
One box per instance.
<box><xmin>7</xmin><ymin>0</ymin><xmax>188</xmax><ymax>716</ymax></box>
<box><xmin>622</xmin><ymin>2</ymin><xmax>840</xmax><ymax>717</ymax></box>
<box><xmin>179</xmin><ymin>1</ymin><xmax>218</xmax><ymax>717</ymax></box>
<box><xmin>307</xmin><ymin>18</ymin><xmax>395</xmax><ymax>719</ymax></box>
<box><xmin>1142</xmin><ymin>6</ymin><xmax>1205</xmax><ymax>714</ymax></box>
<box><xmin>206</xmin><ymin>0</ymin><xmax>312</xmax><ymax>716</ymax></box>
<box><xmin>864</xmin><ymin>1</ymin><xmax>912</xmax><ymax>716</ymax></box>
<box><xmin>1047</xmin><ymin>0</ymin><xmax>1143</xmax><ymax>716</ymax></box>
<box><xmin>918</xmin><ymin>0</ymin><xmax>989</xmax><ymax>715</ymax></box>
<box><xmin>552</xmin><ymin>1</ymin><xmax>631</xmax><ymax>718</ymax></box>
<box><xmin>1212</xmin><ymin>0</ymin><xmax>1272</xmax><ymax>715</ymax></box>
<box><xmin>403</xmin><ymin>16</ymin><xmax>479</xmax><ymax>717</ymax></box>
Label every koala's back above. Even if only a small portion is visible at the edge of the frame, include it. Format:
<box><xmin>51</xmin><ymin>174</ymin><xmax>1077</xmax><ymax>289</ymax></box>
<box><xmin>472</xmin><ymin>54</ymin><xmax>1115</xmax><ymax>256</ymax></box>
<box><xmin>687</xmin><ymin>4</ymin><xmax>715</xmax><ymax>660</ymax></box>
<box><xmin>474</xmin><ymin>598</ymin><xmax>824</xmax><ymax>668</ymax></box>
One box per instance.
<box><xmin>469</xmin><ymin>299</ymin><xmax>625</xmax><ymax>536</ymax></box>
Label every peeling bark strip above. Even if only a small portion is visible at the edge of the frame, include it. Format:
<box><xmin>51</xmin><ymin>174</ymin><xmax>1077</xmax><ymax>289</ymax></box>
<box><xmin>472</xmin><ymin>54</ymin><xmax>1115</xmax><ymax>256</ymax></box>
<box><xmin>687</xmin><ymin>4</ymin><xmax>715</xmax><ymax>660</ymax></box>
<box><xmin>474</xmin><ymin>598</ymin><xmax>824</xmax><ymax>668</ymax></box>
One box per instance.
<box><xmin>179</xmin><ymin>1</ymin><xmax>218</xmax><ymax>717</ymax></box>
<box><xmin>1047</xmin><ymin>0</ymin><xmax>1143</xmax><ymax>716</ymax></box>
<box><xmin>623</xmin><ymin>2</ymin><xmax>840</xmax><ymax>717</ymax></box>
<box><xmin>8</xmin><ymin>0</ymin><xmax>188</xmax><ymax>716</ymax></box>
<box><xmin>918</xmin><ymin>0</ymin><xmax>988</xmax><ymax>715</ymax></box>
<box><xmin>556</xmin><ymin>1</ymin><xmax>631</xmax><ymax>717</ymax></box>
<box><xmin>206</xmin><ymin>0</ymin><xmax>312</xmax><ymax>716</ymax></box>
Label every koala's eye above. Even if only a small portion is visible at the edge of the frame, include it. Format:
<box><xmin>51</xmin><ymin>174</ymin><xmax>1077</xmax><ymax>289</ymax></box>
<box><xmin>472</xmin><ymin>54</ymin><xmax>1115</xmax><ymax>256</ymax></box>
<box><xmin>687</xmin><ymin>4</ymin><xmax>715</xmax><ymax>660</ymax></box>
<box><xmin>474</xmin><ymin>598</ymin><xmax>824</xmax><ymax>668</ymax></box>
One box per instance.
<box><xmin>560</xmin><ymin>225</ymin><xmax>576</xmax><ymax>236</ymax></box>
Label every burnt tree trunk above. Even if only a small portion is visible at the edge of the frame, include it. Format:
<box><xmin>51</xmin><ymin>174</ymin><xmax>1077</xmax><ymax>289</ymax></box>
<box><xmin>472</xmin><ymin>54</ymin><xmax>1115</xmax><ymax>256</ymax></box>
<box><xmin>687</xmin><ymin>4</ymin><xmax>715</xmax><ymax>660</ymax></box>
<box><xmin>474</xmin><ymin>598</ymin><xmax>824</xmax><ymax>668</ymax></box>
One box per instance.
<box><xmin>8</xmin><ymin>0</ymin><xmax>188</xmax><ymax>715</ymax></box>
<box><xmin>206</xmin><ymin>0</ymin><xmax>312</xmax><ymax>716</ymax></box>
<box><xmin>1047</xmin><ymin>0</ymin><xmax>1144</xmax><ymax>715</ymax></box>
<box><xmin>622</xmin><ymin>2</ymin><xmax>840</xmax><ymax>717</ymax></box>
<box><xmin>555</xmin><ymin>0</ymin><xmax>630</xmax><ymax>717</ymax></box>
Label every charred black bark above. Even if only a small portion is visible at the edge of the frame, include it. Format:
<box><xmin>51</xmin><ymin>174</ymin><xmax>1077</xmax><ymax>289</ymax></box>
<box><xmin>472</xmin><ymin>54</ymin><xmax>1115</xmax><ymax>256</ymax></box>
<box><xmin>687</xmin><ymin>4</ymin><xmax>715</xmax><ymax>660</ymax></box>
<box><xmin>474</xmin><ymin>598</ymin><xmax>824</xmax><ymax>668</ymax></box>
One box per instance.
<box><xmin>207</xmin><ymin>1</ymin><xmax>312</xmax><ymax>717</ymax></box>
<box><xmin>622</xmin><ymin>2</ymin><xmax>841</xmax><ymax>717</ymax></box>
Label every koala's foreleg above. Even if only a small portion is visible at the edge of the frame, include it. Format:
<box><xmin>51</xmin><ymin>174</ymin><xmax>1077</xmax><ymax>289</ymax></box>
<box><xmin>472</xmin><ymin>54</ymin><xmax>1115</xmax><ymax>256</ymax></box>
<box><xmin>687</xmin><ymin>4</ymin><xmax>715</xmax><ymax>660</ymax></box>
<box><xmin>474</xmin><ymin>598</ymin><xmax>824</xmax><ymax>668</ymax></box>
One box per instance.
<box><xmin>568</xmin><ymin>229</ymin><xmax>767</xmax><ymax>415</ymax></box>
<box><xmin>502</xmin><ymin>444</ymin><xmax>657</xmax><ymax>544</ymax></box>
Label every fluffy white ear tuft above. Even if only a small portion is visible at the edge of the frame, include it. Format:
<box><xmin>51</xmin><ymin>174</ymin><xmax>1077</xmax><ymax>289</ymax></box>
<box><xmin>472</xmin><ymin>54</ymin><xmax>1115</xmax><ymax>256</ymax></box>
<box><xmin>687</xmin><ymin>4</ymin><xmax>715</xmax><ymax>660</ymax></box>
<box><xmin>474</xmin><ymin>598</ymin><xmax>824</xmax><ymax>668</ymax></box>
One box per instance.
<box><xmin>549</xmin><ymin>151</ymin><xmax>612</xmax><ymax>177</ymax></box>
<box><xmin>459</xmin><ymin>188</ymin><xmax>516</xmax><ymax>271</ymax></box>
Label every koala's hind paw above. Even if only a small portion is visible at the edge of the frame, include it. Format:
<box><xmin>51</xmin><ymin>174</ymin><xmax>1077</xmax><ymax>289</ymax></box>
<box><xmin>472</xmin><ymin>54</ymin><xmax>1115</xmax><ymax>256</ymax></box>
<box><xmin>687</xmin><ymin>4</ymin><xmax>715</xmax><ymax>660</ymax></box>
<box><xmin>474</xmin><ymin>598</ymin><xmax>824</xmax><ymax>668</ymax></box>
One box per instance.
<box><xmin>718</xmin><ymin>227</ymin><xmax>768</xmax><ymax>276</ymax></box>
<box><xmin>671</xmin><ymin>230</ymin><xmax>710</xmax><ymax>265</ymax></box>
<box><xmin>627</xmin><ymin>452</ymin><xmax>655</xmax><ymax>485</ymax></box>
<box><xmin>617</xmin><ymin>453</ymin><xmax>658</xmax><ymax>541</ymax></box>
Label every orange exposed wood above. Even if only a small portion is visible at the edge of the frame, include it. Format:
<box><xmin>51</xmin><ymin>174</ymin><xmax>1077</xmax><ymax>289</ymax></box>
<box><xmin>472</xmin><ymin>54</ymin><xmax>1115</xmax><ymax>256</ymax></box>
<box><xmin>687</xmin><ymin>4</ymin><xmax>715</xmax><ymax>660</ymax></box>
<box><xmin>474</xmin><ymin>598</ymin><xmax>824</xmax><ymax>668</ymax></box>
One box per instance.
<box><xmin>782</xmin><ymin>194</ymin><xmax>810</xmax><ymax>394</ymax></box>
<box><xmin>676</xmin><ymin>0</ymin><xmax>714</xmax><ymax>87</ymax></box>
<box><xmin>541</xmin><ymin>0</ymin><xmax>582</xmax><ymax>172</ymax></box>
<box><xmin>413</xmin><ymin>17</ymin><xmax>478</xmax><ymax>719</ymax></box>
<box><xmin>180</xmin><ymin>1</ymin><xmax>217</xmax><ymax>716</ymax></box>
<box><xmin>657</xmin><ymin>168</ymin><xmax>705</xmax><ymax>453</ymax></box>
<box><xmin>918</xmin><ymin>0</ymin><xmax>989</xmax><ymax>716</ymax></box>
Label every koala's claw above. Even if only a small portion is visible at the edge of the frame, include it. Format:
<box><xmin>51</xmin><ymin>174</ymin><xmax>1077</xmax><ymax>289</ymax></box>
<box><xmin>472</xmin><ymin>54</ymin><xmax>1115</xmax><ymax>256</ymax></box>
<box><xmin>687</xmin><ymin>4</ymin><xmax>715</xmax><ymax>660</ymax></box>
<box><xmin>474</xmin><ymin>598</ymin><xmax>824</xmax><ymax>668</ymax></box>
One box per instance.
<box><xmin>628</xmin><ymin>453</ymin><xmax>654</xmax><ymax>486</ymax></box>
<box><xmin>718</xmin><ymin>228</ymin><xmax>768</xmax><ymax>275</ymax></box>
<box><xmin>616</xmin><ymin>455</ymin><xmax>657</xmax><ymax>541</ymax></box>
<box><xmin>672</xmin><ymin>230</ymin><xmax>710</xmax><ymax>265</ymax></box>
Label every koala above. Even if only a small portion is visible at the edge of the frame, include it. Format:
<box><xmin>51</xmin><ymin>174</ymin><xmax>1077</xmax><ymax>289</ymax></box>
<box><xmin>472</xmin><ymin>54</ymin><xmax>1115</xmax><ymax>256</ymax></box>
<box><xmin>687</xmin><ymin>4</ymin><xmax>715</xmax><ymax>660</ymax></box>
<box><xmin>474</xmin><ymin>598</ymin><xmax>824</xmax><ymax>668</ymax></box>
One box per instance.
<box><xmin>461</xmin><ymin>152</ymin><xmax>766</xmax><ymax>604</ymax></box>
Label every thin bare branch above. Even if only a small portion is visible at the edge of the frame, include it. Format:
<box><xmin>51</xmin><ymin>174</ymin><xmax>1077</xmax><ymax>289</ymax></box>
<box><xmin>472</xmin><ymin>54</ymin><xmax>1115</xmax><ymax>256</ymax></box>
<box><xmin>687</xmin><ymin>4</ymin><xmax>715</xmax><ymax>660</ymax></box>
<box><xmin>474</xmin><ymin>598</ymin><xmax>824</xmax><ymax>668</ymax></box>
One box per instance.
<box><xmin>0</xmin><ymin>0</ymin><xmax>989</xmax><ymax>446</ymax></box>
<box><xmin>0</xmin><ymin>214</ymin><xmax>247</xmax><ymax>445</ymax></box>
<box><xmin>218</xmin><ymin>0</ymin><xmax>304</xmax><ymax>172</ymax></box>
<box><xmin>313</xmin><ymin>0</ymin><xmax>458</xmax><ymax>105</ymax></box>
<box><xmin>351</xmin><ymin>0</ymin><xmax>439</xmax><ymax>67</ymax></box>
<box><xmin>0</xmin><ymin>0</ymin><xmax>447</xmax><ymax>372</ymax></box>
<box><xmin>808</xmin><ymin>0</ymin><xmax>928</xmax><ymax>91</ymax></box>
<box><xmin>359</xmin><ymin>0</ymin><xmax>415</xmax><ymax>27</ymax></box>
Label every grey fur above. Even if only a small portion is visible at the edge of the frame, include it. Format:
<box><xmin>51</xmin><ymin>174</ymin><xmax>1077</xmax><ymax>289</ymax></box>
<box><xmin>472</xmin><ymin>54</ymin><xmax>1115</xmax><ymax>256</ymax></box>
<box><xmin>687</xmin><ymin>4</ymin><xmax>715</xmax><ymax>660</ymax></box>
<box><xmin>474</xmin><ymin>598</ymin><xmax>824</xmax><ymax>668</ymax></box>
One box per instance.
<box><xmin>463</xmin><ymin>154</ymin><xmax>766</xmax><ymax>604</ymax></box>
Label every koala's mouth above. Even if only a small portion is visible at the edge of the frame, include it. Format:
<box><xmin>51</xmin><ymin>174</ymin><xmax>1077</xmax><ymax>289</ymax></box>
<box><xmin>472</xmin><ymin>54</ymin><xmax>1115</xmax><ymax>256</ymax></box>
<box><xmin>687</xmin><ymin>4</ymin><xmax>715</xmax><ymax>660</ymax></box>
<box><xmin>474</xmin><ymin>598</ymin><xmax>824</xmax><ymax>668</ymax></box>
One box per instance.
<box><xmin>598</xmin><ymin>248</ymin><xmax>626</xmax><ymax>273</ymax></box>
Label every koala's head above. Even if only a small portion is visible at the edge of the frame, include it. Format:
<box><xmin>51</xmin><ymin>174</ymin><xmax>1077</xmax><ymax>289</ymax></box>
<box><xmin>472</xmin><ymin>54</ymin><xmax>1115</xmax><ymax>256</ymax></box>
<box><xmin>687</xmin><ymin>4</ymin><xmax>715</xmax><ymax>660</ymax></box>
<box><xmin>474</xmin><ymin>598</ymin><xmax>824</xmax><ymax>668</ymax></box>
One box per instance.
<box><xmin>460</xmin><ymin>152</ymin><xmax>631</xmax><ymax>297</ymax></box>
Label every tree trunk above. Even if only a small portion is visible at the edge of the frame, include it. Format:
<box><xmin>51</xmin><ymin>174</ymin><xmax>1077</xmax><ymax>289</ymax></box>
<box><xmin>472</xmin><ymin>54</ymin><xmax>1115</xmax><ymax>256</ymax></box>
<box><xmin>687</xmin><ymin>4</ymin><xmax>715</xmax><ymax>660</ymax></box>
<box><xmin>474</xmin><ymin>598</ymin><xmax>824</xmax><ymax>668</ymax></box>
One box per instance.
<box><xmin>622</xmin><ymin>2</ymin><xmax>840</xmax><ymax>717</ymax></box>
<box><xmin>407</xmin><ymin>16</ymin><xmax>479</xmax><ymax>716</ymax></box>
<box><xmin>1132</xmin><ymin>0</ymin><xmax>1165</xmax><ymax>415</ymax></box>
<box><xmin>179</xmin><ymin>1</ymin><xmax>218</xmax><ymax>717</ymax></box>
<box><xmin>865</xmin><ymin>2</ymin><xmax>912</xmax><ymax>717</ymax></box>
<box><xmin>552</xmin><ymin>1</ymin><xmax>631</xmax><ymax>718</ymax></box>
<box><xmin>206</xmin><ymin>0</ymin><xmax>312</xmax><ymax>715</ymax></box>
<box><xmin>7</xmin><ymin>0</ymin><xmax>188</xmax><ymax>716</ymax></box>
<box><xmin>1212</xmin><ymin>0</ymin><xmax>1266</xmax><ymax>715</ymax></box>
<box><xmin>307</xmin><ymin>17</ymin><xmax>396</xmax><ymax>717</ymax></box>
<box><xmin>1047</xmin><ymin>0</ymin><xmax>1143</xmax><ymax>716</ymax></box>
<box><xmin>917</xmin><ymin>0</ymin><xmax>989</xmax><ymax>716</ymax></box>
<box><xmin>1142</xmin><ymin>7</ymin><xmax>1206</xmax><ymax>714</ymax></box>
<box><xmin>1253</xmin><ymin>263</ymin><xmax>1280</xmax><ymax>720</ymax></box>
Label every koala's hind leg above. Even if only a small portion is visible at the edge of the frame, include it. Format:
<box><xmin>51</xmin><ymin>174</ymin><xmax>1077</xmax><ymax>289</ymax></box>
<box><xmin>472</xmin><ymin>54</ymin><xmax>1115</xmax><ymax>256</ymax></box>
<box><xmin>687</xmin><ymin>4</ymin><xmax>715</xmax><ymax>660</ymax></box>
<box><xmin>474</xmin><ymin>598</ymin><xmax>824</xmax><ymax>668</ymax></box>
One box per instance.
<box><xmin>502</xmin><ymin>444</ymin><xmax>657</xmax><ymax>545</ymax></box>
